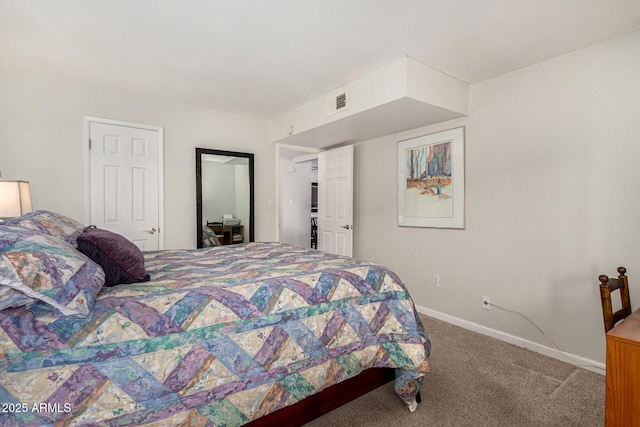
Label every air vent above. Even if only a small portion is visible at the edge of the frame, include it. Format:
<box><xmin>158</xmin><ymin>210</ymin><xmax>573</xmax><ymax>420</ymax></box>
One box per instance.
<box><xmin>325</xmin><ymin>90</ymin><xmax>348</xmax><ymax>116</ymax></box>
<box><xmin>336</xmin><ymin>92</ymin><xmax>346</xmax><ymax>110</ymax></box>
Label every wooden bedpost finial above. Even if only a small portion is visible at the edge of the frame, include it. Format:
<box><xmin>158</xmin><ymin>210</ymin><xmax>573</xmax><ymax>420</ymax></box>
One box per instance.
<box><xmin>618</xmin><ymin>267</ymin><xmax>627</xmax><ymax>276</ymax></box>
<box><xmin>599</xmin><ymin>275</ymin><xmax>609</xmax><ymax>284</ymax></box>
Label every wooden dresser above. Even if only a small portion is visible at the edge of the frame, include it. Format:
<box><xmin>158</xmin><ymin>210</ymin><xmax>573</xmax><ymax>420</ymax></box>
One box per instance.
<box><xmin>605</xmin><ymin>308</ymin><xmax>640</xmax><ymax>426</ymax></box>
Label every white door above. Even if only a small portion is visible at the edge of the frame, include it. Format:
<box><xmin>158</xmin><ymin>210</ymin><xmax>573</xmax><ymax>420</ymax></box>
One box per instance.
<box><xmin>87</xmin><ymin>119</ymin><xmax>163</xmax><ymax>250</ymax></box>
<box><xmin>318</xmin><ymin>145</ymin><xmax>353</xmax><ymax>256</ymax></box>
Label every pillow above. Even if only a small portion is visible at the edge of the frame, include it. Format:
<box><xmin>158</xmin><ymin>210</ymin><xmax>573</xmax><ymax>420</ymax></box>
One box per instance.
<box><xmin>0</xmin><ymin>275</ymin><xmax>37</xmax><ymax>310</ymax></box>
<box><xmin>202</xmin><ymin>225</ymin><xmax>221</xmax><ymax>247</ymax></box>
<box><xmin>0</xmin><ymin>225</ymin><xmax>40</xmax><ymax>310</ymax></box>
<box><xmin>0</xmin><ymin>224</ymin><xmax>105</xmax><ymax>317</ymax></box>
<box><xmin>76</xmin><ymin>226</ymin><xmax>150</xmax><ymax>287</ymax></box>
<box><xmin>0</xmin><ymin>210</ymin><xmax>86</xmax><ymax>246</ymax></box>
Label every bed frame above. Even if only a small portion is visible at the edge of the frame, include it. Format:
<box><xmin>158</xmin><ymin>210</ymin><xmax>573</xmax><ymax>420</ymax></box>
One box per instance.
<box><xmin>247</xmin><ymin>368</ymin><xmax>420</xmax><ymax>426</ymax></box>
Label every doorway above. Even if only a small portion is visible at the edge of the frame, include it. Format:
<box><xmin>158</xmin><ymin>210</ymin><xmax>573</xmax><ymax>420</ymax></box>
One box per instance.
<box><xmin>83</xmin><ymin>117</ymin><xmax>164</xmax><ymax>250</ymax></box>
<box><xmin>276</xmin><ymin>145</ymin><xmax>319</xmax><ymax>249</ymax></box>
<box><xmin>276</xmin><ymin>143</ymin><xmax>354</xmax><ymax>256</ymax></box>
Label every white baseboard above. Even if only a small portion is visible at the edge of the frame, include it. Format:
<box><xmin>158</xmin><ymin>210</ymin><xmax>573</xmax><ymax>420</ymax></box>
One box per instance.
<box><xmin>415</xmin><ymin>305</ymin><xmax>605</xmax><ymax>375</ymax></box>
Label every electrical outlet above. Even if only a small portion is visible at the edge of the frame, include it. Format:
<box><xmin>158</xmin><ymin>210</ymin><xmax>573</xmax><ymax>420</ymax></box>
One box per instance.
<box><xmin>432</xmin><ymin>275</ymin><xmax>440</xmax><ymax>287</ymax></box>
<box><xmin>482</xmin><ymin>296</ymin><xmax>491</xmax><ymax>310</ymax></box>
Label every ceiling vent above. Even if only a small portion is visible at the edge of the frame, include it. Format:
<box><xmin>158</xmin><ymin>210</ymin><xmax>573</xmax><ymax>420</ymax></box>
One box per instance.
<box><xmin>326</xmin><ymin>91</ymin><xmax>348</xmax><ymax>116</ymax></box>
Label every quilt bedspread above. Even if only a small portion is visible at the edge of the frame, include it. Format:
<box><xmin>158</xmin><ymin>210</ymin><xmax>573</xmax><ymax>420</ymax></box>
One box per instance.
<box><xmin>0</xmin><ymin>242</ymin><xmax>431</xmax><ymax>426</ymax></box>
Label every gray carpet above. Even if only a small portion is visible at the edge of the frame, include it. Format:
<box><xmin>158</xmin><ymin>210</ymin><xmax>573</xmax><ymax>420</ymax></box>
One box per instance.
<box><xmin>307</xmin><ymin>315</ymin><xmax>605</xmax><ymax>426</ymax></box>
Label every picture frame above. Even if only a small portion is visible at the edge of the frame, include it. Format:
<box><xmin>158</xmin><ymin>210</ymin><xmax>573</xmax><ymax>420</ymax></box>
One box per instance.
<box><xmin>397</xmin><ymin>127</ymin><xmax>465</xmax><ymax>229</ymax></box>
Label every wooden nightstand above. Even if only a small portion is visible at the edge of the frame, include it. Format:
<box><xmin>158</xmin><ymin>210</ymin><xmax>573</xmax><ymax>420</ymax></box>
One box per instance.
<box><xmin>207</xmin><ymin>223</ymin><xmax>244</xmax><ymax>245</ymax></box>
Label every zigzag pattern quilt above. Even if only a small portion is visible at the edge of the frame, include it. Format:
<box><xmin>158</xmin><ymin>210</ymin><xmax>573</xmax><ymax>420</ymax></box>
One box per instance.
<box><xmin>0</xmin><ymin>242</ymin><xmax>431</xmax><ymax>426</ymax></box>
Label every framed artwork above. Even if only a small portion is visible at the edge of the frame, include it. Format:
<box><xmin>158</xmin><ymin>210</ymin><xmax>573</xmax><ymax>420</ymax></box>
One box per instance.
<box><xmin>397</xmin><ymin>127</ymin><xmax>465</xmax><ymax>228</ymax></box>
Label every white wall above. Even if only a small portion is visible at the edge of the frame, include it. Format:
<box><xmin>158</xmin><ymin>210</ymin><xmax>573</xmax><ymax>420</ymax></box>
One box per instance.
<box><xmin>354</xmin><ymin>31</ymin><xmax>640</xmax><ymax>363</ymax></box>
<box><xmin>0</xmin><ymin>67</ymin><xmax>275</xmax><ymax>248</ymax></box>
<box><xmin>278</xmin><ymin>158</ymin><xmax>313</xmax><ymax>248</ymax></box>
<box><xmin>3</xmin><ymin>27</ymin><xmax>639</xmax><ymax>363</ymax></box>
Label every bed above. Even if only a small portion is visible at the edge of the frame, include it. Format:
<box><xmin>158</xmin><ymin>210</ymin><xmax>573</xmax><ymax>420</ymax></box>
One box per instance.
<box><xmin>0</xmin><ymin>211</ymin><xmax>431</xmax><ymax>426</ymax></box>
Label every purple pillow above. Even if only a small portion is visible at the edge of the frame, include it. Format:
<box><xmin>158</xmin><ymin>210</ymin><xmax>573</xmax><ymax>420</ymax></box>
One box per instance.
<box><xmin>76</xmin><ymin>226</ymin><xmax>150</xmax><ymax>287</ymax></box>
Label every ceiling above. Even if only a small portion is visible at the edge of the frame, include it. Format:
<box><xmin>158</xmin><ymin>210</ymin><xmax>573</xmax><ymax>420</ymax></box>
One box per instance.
<box><xmin>2</xmin><ymin>0</ymin><xmax>640</xmax><ymax>119</ymax></box>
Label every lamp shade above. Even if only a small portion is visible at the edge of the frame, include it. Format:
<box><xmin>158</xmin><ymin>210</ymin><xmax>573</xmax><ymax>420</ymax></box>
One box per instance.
<box><xmin>0</xmin><ymin>180</ymin><xmax>32</xmax><ymax>219</ymax></box>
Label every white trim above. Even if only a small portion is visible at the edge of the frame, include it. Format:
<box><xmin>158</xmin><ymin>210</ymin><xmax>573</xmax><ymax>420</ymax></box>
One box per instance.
<box><xmin>274</xmin><ymin>146</ymin><xmax>280</xmax><ymax>242</ymax></box>
<box><xmin>83</xmin><ymin>116</ymin><xmax>165</xmax><ymax>249</ymax></box>
<box><xmin>277</xmin><ymin>143</ymin><xmax>323</xmax><ymax>154</ymax></box>
<box><xmin>157</xmin><ymin>127</ymin><xmax>164</xmax><ymax>250</ymax></box>
<box><xmin>415</xmin><ymin>305</ymin><xmax>605</xmax><ymax>375</ymax></box>
<box><xmin>83</xmin><ymin>117</ymin><xmax>91</xmax><ymax>226</ymax></box>
<box><xmin>84</xmin><ymin>116</ymin><xmax>162</xmax><ymax>132</ymax></box>
<box><xmin>275</xmin><ymin>143</ymin><xmax>324</xmax><ymax>242</ymax></box>
<box><xmin>293</xmin><ymin>153</ymin><xmax>319</xmax><ymax>164</ymax></box>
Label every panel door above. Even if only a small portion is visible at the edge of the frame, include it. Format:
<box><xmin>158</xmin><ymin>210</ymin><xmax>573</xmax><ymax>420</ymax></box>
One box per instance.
<box><xmin>89</xmin><ymin>121</ymin><xmax>161</xmax><ymax>250</ymax></box>
<box><xmin>318</xmin><ymin>145</ymin><xmax>353</xmax><ymax>256</ymax></box>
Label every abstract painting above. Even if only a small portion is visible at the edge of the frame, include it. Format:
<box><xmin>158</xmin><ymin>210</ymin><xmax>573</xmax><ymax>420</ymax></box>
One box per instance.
<box><xmin>397</xmin><ymin>127</ymin><xmax>465</xmax><ymax>228</ymax></box>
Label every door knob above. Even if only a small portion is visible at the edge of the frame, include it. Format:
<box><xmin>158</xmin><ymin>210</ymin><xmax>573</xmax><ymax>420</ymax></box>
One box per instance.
<box><xmin>143</xmin><ymin>227</ymin><xmax>157</xmax><ymax>234</ymax></box>
<box><xmin>340</xmin><ymin>224</ymin><xmax>352</xmax><ymax>230</ymax></box>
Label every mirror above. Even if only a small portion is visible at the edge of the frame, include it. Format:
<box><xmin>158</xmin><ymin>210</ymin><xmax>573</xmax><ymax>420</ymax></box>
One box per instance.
<box><xmin>196</xmin><ymin>148</ymin><xmax>254</xmax><ymax>248</ymax></box>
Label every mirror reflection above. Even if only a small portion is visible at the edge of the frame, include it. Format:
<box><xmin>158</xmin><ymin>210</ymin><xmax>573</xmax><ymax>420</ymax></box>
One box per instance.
<box><xmin>196</xmin><ymin>148</ymin><xmax>254</xmax><ymax>248</ymax></box>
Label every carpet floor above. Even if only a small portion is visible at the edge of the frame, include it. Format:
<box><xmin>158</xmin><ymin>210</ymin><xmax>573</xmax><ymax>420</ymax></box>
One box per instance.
<box><xmin>306</xmin><ymin>315</ymin><xmax>605</xmax><ymax>426</ymax></box>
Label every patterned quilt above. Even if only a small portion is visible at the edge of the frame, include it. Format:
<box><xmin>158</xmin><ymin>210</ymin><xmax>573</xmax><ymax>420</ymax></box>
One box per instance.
<box><xmin>0</xmin><ymin>242</ymin><xmax>431</xmax><ymax>426</ymax></box>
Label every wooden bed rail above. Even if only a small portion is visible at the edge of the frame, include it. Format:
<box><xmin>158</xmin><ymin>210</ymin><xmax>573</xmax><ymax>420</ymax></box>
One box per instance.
<box><xmin>246</xmin><ymin>368</ymin><xmax>400</xmax><ymax>427</ymax></box>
